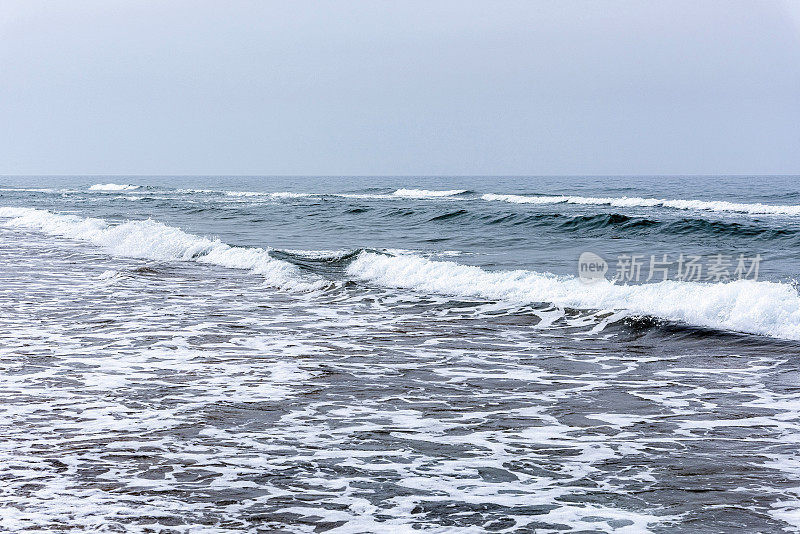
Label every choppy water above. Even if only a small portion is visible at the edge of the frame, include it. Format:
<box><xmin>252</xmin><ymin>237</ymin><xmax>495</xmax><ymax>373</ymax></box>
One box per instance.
<box><xmin>2</xmin><ymin>175</ymin><xmax>800</xmax><ymax>533</ymax></box>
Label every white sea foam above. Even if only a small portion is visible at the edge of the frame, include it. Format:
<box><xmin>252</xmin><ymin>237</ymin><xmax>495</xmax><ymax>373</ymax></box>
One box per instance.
<box><xmin>281</xmin><ymin>249</ymin><xmax>353</xmax><ymax>260</ymax></box>
<box><xmin>392</xmin><ymin>188</ymin><xmax>467</xmax><ymax>198</ymax></box>
<box><xmin>482</xmin><ymin>193</ymin><xmax>800</xmax><ymax>216</ymax></box>
<box><xmin>0</xmin><ymin>187</ymin><xmax>61</xmax><ymax>193</ymax></box>
<box><xmin>205</xmin><ymin>189</ymin><xmax>467</xmax><ymax>200</ymax></box>
<box><xmin>89</xmin><ymin>183</ymin><xmax>140</xmax><ymax>191</ymax></box>
<box><xmin>225</xmin><ymin>189</ymin><xmax>466</xmax><ymax>200</ymax></box>
<box><xmin>221</xmin><ymin>191</ymin><xmax>315</xmax><ymax>199</ymax></box>
<box><xmin>336</xmin><ymin>193</ymin><xmax>395</xmax><ymax>199</ymax></box>
<box><xmin>0</xmin><ymin>207</ymin><xmax>318</xmax><ymax>290</ymax></box>
<box><xmin>269</xmin><ymin>192</ymin><xmax>315</xmax><ymax>198</ymax></box>
<box><xmin>347</xmin><ymin>251</ymin><xmax>800</xmax><ymax>340</ymax></box>
<box><xmin>223</xmin><ymin>190</ymin><xmax>266</xmax><ymax>197</ymax></box>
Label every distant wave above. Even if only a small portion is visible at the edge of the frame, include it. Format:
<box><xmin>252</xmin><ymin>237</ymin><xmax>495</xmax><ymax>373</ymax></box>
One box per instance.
<box><xmin>78</xmin><ymin>187</ymin><xmax>800</xmax><ymax>217</ymax></box>
<box><xmin>0</xmin><ymin>207</ymin><xmax>318</xmax><ymax>290</ymax></box>
<box><xmin>554</xmin><ymin>213</ymin><xmax>794</xmax><ymax>239</ymax></box>
<box><xmin>0</xmin><ymin>187</ymin><xmax>61</xmax><ymax>193</ymax></box>
<box><xmin>336</xmin><ymin>193</ymin><xmax>395</xmax><ymax>199</ymax></box>
<box><xmin>398</xmin><ymin>207</ymin><xmax>796</xmax><ymax>240</ymax></box>
<box><xmin>223</xmin><ymin>190</ymin><xmax>267</xmax><ymax>197</ymax></box>
<box><xmin>347</xmin><ymin>251</ymin><xmax>800</xmax><ymax>340</ymax></box>
<box><xmin>174</xmin><ymin>188</ymin><xmax>468</xmax><ymax>200</ymax></box>
<box><xmin>482</xmin><ymin>193</ymin><xmax>800</xmax><ymax>216</ymax></box>
<box><xmin>269</xmin><ymin>192</ymin><xmax>315</xmax><ymax>199</ymax></box>
<box><xmin>223</xmin><ymin>191</ymin><xmax>314</xmax><ymax>198</ymax></box>
<box><xmin>89</xmin><ymin>183</ymin><xmax>140</xmax><ymax>191</ymax></box>
<box><xmin>392</xmin><ymin>188</ymin><xmax>468</xmax><ymax>198</ymax></box>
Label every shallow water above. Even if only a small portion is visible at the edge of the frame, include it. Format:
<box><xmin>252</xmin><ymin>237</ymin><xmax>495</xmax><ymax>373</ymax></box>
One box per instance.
<box><xmin>1</xmin><ymin>176</ymin><xmax>800</xmax><ymax>532</ymax></box>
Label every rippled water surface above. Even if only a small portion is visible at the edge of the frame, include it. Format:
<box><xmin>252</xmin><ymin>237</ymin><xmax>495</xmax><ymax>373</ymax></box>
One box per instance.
<box><xmin>2</xmin><ymin>176</ymin><xmax>800</xmax><ymax>533</ymax></box>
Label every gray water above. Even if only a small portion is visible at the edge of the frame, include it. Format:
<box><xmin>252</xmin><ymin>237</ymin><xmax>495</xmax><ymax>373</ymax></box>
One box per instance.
<box><xmin>2</xmin><ymin>176</ymin><xmax>800</xmax><ymax>533</ymax></box>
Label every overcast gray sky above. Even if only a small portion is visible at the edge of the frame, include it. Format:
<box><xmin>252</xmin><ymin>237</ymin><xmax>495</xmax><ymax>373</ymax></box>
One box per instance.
<box><xmin>1</xmin><ymin>0</ymin><xmax>799</xmax><ymax>175</ymax></box>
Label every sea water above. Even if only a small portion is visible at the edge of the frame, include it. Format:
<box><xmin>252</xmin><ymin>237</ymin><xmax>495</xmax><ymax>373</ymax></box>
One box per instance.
<box><xmin>1</xmin><ymin>175</ymin><xmax>800</xmax><ymax>532</ymax></box>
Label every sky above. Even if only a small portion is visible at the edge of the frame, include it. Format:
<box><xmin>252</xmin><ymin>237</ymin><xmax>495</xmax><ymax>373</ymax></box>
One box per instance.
<box><xmin>1</xmin><ymin>0</ymin><xmax>799</xmax><ymax>176</ymax></box>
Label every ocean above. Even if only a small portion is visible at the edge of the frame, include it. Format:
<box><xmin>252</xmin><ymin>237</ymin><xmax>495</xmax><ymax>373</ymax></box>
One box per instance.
<box><xmin>2</xmin><ymin>175</ymin><xmax>800</xmax><ymax>533</ymax></box>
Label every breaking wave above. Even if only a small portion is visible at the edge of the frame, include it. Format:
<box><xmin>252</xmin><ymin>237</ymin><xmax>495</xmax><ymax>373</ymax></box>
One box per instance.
<box><xmin>347</xmin><ymin>251</ymin><xmax>800</xmax><ymax>340</ymax></box>
<box><xmin>223</xmin><ymin>191</ymin><xmax>314</xmax><ymax>198</ymax></box>
<box><xmin>482</xmin><ymin>193</ymin><xmax>800</xmax><ymax>216</ymax></box>
<box><xmin>0</xmin><ymin>207</ymin><xmax>318</xmax><ymax>290</ymax></box>
<box><xmin>392</xmin><ymin>188</ymin><xmax>468</xmax><ymax>198</ymax></box>
<box><xmin>75</xmin><ymin>186</ymin><xmax>800</xmax><ymax>218</ymax></box>
<box><xmin>178</xmin><ymin>188</ymin><xmax>468</xmax><ymax>200</ymax></box>
<box><xmin>5</xmin><ymin>205</ymin><xmax>799</xmax><ymax>340</ymax></box>
<box><xmin>89</xmin><ymin>183</ymin><xmax>140</xmax><ymax>191</ymax></box>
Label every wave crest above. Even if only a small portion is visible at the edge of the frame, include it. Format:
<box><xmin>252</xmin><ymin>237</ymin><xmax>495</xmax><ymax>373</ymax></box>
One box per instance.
<box><xmin>346</xmin><ymin>251</ymin><xmax>800</xmax><ymax>340</ymax></box>
<box><xmin>89</xmin><ymin>183</ymin><xmax>140</xmax><ymax>191</ymax></box>
<box><xmin>0</xmin><ymin>207</ymin><xmax>318</xmax><ymax>290</ymax></box>
<box><xmin>393</xmin><ymin>189</ymin><xmax>468</xmax><ymax>198</ymax></box>
<box><xmin>482</xmin><ymin>193</ymin><xmax>800</xmax><ymax>216</ymax></box>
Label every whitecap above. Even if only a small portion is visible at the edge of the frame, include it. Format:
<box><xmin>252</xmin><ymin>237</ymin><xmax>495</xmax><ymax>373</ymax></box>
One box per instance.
<box><xmin>89</xmin><ymin>183</ymin><xmax>140</xmax><ymax>191</ymax></box>
<box><xmin>392</xmin><ymin>188</ymin><xmax>468</xmax><ymax>198</ymax></box>
<box><xmin>0</xmin><ymin>207</ymin><xmax>320</xmax><ymax>290</ymax></box>
<box><xmin>481</xmin><ymin>193</ymin><xmax>800</xmax><ymax>216</ymax></box>
<box><xmin>347</xmin><ymin>251</ymin><xmax>800</xmax><ymax>340</ymax></box>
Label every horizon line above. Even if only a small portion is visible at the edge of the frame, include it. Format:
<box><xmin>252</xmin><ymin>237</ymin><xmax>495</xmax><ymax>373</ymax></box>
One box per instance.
<box><xmin>2</xmin><ymin>173</ymin><xmax>800</xmax><ymax>178</ymax></box>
